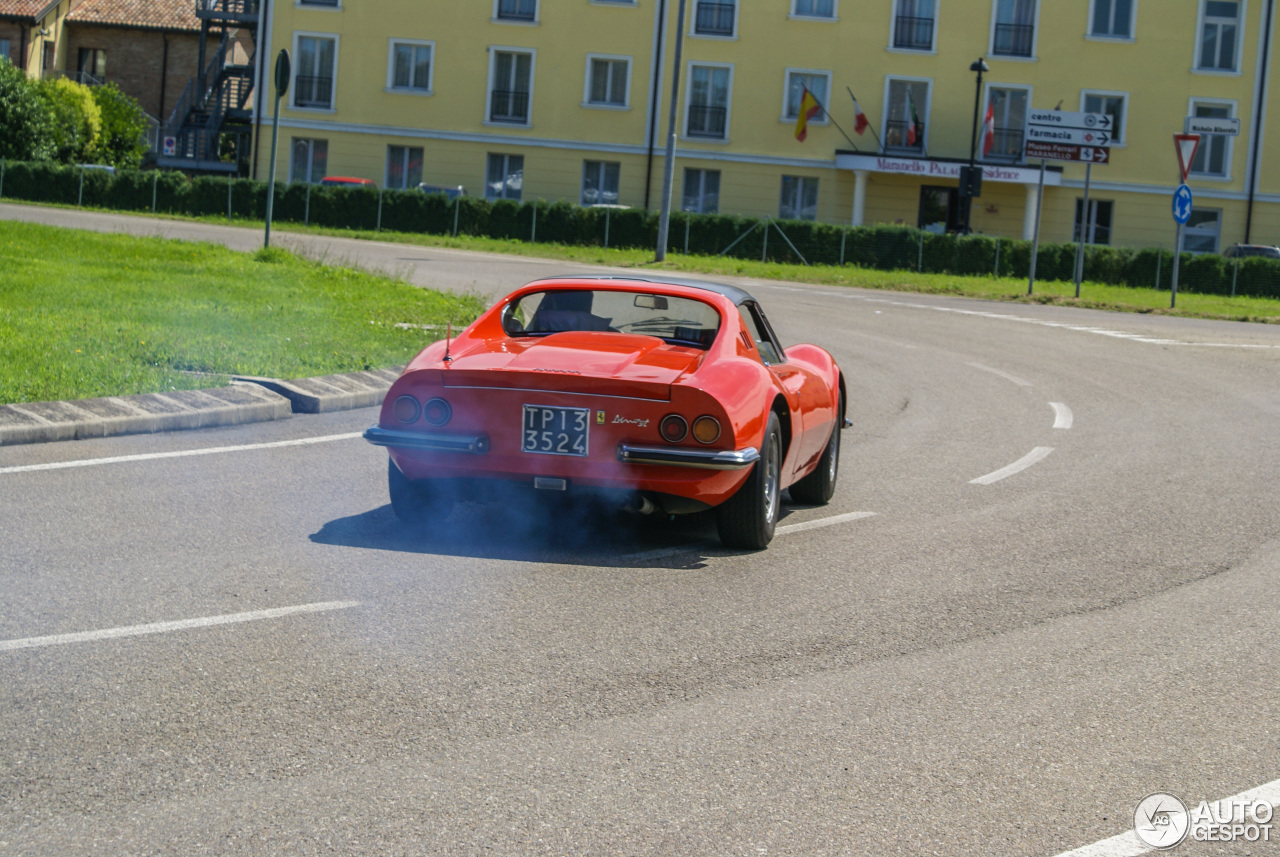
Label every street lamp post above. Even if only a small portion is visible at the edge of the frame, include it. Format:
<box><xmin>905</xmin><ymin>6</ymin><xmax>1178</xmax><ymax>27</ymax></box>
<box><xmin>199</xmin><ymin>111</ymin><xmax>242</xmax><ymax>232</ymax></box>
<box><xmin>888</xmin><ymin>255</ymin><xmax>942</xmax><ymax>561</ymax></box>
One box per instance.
<box><xmin>961</xmin><ymin>57</ymin><xmax>990</xmax><ymax>234</ymax></box>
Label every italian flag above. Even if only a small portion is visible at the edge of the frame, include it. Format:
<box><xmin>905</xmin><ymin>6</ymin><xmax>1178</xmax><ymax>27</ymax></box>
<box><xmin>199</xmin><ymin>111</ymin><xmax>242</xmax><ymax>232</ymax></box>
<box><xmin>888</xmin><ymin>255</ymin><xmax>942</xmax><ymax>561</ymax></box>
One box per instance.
<box><xmin>906</xmin><ymin>90</ymin><xmax>920</xmax><ymax>146</ymax></box>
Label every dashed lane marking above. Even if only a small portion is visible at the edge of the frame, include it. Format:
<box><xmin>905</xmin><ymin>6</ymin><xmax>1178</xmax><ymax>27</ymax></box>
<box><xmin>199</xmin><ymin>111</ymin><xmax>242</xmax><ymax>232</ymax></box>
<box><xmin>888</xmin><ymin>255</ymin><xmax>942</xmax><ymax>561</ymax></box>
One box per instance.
<box><xmin>1051</xmin><ymin>402</ymin><xmax>1074</xmax><ymax>429</ymax></box>
<box><xmin>969</xmin><ymin>362</ymin><xmax>1033</xmax><ymax>387</ymax></box>
<box><xmin>620</xmin><ymin>511</ymin><xmax>878</xmax><ymax>562</ymax></box>
<box><xmin>970</xmin><ymin>447</ymin><xmax>1055</xmax><ymax>485</ymax></box>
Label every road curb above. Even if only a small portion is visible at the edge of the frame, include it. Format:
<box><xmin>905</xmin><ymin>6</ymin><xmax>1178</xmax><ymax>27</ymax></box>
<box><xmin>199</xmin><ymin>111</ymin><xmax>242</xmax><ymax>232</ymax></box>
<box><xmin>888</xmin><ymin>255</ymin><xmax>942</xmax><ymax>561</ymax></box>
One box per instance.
<box><xmin>0</xmin><ymin>370</ymin><xmax>401</xmax><ymax>447</ymax></box>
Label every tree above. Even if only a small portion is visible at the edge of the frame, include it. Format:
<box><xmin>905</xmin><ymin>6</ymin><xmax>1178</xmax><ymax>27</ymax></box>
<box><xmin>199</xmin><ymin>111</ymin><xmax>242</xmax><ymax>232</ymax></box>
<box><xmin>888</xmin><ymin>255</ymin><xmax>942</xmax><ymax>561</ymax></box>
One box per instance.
<box><xmin>40</xmin><ymin>76</ymin><xmax>101</xmax><ymax>164</ymax></box>
<box><xmin>0</xmin><ymin>59</ymin><xmax>57</xmax><ymax>162</ymax></box>
<box><xmin>91</xmin><ymin>83</ymin><xmax>149</xmax><ymax>168</ymax></box>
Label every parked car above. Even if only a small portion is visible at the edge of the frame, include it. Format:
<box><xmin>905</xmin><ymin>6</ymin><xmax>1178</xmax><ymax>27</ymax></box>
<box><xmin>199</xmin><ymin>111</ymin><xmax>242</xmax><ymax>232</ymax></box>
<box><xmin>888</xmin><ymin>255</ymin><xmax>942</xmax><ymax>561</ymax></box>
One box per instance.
<box><xmin>364</xmin><ymin>276</ymin><xmax>848</xmax><ymax>549</ymax></box>
<box><xmin>1223</xmin><ymin>243</ymin><xmax>1280</xmax><ymax>260</ymax></box>
<box><xmin>320</xmin><ymin>176</ymin><xmax>376</xmax><ymax>188</ymax></box>
<box><xmin>417</xmin><ymin>183</ymin><xmax>467</xmax><ymax>200</ymax></box>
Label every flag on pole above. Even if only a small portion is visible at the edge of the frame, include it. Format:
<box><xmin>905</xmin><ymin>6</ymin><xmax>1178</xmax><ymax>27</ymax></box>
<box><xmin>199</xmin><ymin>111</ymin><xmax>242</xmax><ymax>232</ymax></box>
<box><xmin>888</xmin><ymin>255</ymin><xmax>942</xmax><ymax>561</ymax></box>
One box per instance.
<box><xmin>794</xmin><ymin>86</ymin><xmax>823</xmax><ymax>142</ymax></box>
<box><xmin>852</xmin><ymin>97</ymin><xmax>869</xmax><ymax>135</ymax></box>
<box><xmin>905</xmin><ymin>90</ymin><xmax>919</xmax><ymax>146</ymax></box>
<box><xmin>981</xmin><ymin>101</ymin><xmax>996</xmax><ymax>157</ymax></box>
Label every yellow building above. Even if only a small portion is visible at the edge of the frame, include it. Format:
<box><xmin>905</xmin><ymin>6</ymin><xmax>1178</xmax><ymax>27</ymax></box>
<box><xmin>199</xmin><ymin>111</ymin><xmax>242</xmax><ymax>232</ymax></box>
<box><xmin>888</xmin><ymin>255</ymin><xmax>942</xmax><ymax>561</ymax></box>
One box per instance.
<box><xmin>250</xmin><ymin>0</ymin><xmax>1280</xmax><ymax>253</ymax></box>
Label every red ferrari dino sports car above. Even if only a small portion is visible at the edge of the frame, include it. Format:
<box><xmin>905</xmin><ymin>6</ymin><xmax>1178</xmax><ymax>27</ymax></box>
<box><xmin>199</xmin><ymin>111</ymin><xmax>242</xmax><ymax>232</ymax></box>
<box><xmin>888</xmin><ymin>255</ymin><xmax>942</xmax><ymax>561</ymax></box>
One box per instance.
<box><xmin>365</xmin><ymin>276</ymin><xmax>847</xmax><ymax>549</ymax></box>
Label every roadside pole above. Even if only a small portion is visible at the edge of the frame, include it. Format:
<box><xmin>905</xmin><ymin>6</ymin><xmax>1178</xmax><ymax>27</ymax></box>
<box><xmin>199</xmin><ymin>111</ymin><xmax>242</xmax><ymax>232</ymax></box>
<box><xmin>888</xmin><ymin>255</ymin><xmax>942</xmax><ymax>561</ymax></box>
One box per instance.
<box><xmin>1074</xmin><ymin>161</ymin><xmax>1092</xmax><ymax>297</ymax></box>
<box><xmin>1028</xmin><ymin>159</ymin><xmax>1045</xmax><ymax>294</ymax></box>
<box><xmin>654</xmin><ymin>0</ymin><xmax>688</xmax><ymax>262</ymax></box>
<box><xmin>263</xmin><ymin>49</ymin><xmax>290</xmax><ymax>249</ymax></box>
<box><xmin>1170</xmin><ymin>134</ymin><xmax>1201</xmax><ymax>309</ymax></box>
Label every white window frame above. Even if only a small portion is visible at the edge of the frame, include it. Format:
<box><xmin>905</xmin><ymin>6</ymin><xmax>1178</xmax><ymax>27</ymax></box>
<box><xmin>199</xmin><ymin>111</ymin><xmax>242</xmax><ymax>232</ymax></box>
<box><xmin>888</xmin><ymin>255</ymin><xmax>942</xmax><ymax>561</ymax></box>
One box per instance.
<box><xmin>1181</xmin><ymin>207</ymin><xmax>1222</xmax><ymax>253</ymax></box>
<box><xmin>983</xmin><ymin>82</ymin><xmax>1032</xmax><ymax>161</ymax></box>
<box><xmin>691</xmin><ymin>0</ymin><xmax>739</xmax><ymax>39</ymax></box>
<box><xmin>988</xmin><ymin>0</ymin><xmax>1041</xmax><ymax>61</ymax></box>
<box><xmin>385</xmin><ymin>144</ymin><xmax>423</xmax><ymax>190</ymax></box>
<box><xmin>289</xmin><ymin>137</ymin><xmax>328</xmax><ymax>184</ymax></box>
<box><xmin>790</xmin><ymin>0</ymin><xmax>838</xmax><ymax>20</ymax></box>
<box><xmin>580</xmin><ymin>160</ymin><xmax>621</xmax><ymax>205</ymax></box>
<box><xmin>1086</xmin><ymin>0</ymin><xmax>1137</xmax><ymax>40</ymax></box>
<box><xmin>781</xmin><ymin>68</ymin><xmax>833</xmax><ymax>123</ymax></box>
<box><xmin>386</xmin><ymin>39</ymin><xmax>434</xmax><ymax>94</ymax></box>
<box><xmin>1080</xmin><ymin>90</ymin><xmax>1128</xmax><ymax>145</ymax></box>
<box><xmin>889</xmin><ymin>0</ymin><xmax>939</xmax><ymax>53</ymax></box>
<box><xmin>882</xmin><ymin>75</ymin><xmax>933</xmax><ymax>153</ymax></box>
<box><xmin>683</xmin><ymin>61</ymin><xmax>734</xmax><ymax>142</ymax></box>
<box><xmin>582</xmin><ymin>53</ymin><xmax>632</xmax><ymax>109</ymax></box>
<box><xmin>485</xmin><ymin>46</ymin><xmax>536</xmax><ymax>128</ymax></box>
<box><xmin>1187</xmin><ymin>97</ymin><xmax>1236</xmax><ymax>179</ymax></box>
<box><xmin>779</xmin><ymin>175</ymin><xmax>819</xmax><ymax>221</ymax></box>
<box><xmin>1194</xmin><ymin>0</ymin><xmax>1245</xmax><ymax>73</ymax></box>
<box><xmin>290</xmin><ymin>31</ymin><xmax>339</xmax><ymax>112</ymax></box>
<box><xmin>493</xmin><ymin>0</ymin><xmax>539</xmax><ymax>24</ymax></box>
<box><xmin>486</xmin><ymin>152</ymin><xmax>524</xmax><ymax>201</ymax></box>
<box><xmin>682</xmin><ymin>168</ymin><xmax>721</xmax><ymax>213</ymax></box>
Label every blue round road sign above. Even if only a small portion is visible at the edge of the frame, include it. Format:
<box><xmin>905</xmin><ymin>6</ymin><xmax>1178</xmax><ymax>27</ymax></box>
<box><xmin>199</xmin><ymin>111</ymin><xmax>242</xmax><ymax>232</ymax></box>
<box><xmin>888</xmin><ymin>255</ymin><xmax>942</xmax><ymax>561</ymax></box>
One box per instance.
<box><xmin>1172</xmin><ymin>184</ymin><xmax>1193</xmax><ymax>225</ymax></box>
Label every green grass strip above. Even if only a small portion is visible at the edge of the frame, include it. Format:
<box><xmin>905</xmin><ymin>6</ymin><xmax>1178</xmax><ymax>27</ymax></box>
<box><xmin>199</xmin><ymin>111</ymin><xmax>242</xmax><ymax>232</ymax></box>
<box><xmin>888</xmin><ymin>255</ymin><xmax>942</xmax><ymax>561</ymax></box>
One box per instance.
<box><xmin>0</xmin><ymin>220</ymin><xmax>484</xmax><ymax>405</ymax></box>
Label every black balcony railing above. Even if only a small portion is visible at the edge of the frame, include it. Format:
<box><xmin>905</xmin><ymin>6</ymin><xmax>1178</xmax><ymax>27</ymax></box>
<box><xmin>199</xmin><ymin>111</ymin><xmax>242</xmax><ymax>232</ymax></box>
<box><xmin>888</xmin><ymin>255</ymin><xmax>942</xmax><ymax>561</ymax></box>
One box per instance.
<box><xmin>497</xmin><ymin>0</ymin><xmax>536</xmax><ymax>20</ymax></box>
<box><xmin>294</xmin><ymin>75</ymin><xmax>333</xmax><ymax>108</ymax></box>
<box><xmin>687</xmin><ymin>105</ymin><xmax>727</xmax><ymax>138</ymax></box>
<box><xmin>695</xmin><ymin>1</ymin><xmax>735</xmax><ymax>35</ymax></box>
<box><xmin>893</xmin><ymin>15</ymin><xmax>934</xmax><ymax>50</ymax></box>
<box><xmin>885</xmin><ymin>119</ymin><xmax>924</xmax><ymax>150</ymax></box>
<box><xmin>989</xmin><ymin>128</ymin><xmax>1024</xmax><ymax>159</ymax></box>
<box><xmin>993</xmin><ymin>23</ymin><xmax>1034</xmax><ymax>57</ymax></box>
<box><xmin>490</xmin><ymin>89</ymin><xmax>530</xmax><ymax>123</ymax></box>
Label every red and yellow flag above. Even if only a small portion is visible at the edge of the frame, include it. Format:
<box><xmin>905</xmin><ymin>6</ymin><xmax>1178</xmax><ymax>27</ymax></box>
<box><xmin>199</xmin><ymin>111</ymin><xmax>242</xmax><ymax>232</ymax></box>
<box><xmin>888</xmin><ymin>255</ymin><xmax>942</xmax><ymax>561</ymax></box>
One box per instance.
<box><xmin>794</xmin><ymin>87</ymin><xmax>823</xmax><ymax>142</ymax></box>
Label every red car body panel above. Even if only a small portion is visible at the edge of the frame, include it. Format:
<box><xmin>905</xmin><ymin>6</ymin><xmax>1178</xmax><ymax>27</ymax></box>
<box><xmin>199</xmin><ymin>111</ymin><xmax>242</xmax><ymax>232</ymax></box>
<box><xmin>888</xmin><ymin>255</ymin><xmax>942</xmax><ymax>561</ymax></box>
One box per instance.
<box><xmin>370</xmin><ymin>277</ymin><xmax>842</xmax><ymax>512</ymax></box>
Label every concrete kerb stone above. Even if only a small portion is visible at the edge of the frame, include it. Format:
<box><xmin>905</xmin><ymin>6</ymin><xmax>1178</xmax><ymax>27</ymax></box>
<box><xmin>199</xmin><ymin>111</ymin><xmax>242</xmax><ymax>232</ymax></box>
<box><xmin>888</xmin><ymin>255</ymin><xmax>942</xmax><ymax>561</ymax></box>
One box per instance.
<box><xmin>0</xmin><ymin>369</ymin><xmax>402</xmax><ymax>447</ymax></box>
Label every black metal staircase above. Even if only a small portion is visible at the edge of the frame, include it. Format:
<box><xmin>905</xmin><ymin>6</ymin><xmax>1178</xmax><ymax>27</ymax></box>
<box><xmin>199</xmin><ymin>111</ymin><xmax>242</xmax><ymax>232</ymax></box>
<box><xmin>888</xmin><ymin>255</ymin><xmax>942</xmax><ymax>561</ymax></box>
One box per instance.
<box><xmin>157</xmin><ymin>0</ymin><xmax>258</xmax><ymax>174</ymax></box>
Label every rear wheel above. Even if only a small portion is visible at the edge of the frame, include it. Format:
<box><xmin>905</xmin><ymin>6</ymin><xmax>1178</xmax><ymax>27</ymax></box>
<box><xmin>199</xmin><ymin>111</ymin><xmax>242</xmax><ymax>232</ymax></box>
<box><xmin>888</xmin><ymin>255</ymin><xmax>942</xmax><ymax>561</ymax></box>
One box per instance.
<box><xmin>788</xmin><ymin>392</ymin><xmax>843</xmax><ymax>505</ymax></box>
<box><xmin>716</xmin><ymin>412</ymin><xmax>782</xmax><ymax>550</ymax></box>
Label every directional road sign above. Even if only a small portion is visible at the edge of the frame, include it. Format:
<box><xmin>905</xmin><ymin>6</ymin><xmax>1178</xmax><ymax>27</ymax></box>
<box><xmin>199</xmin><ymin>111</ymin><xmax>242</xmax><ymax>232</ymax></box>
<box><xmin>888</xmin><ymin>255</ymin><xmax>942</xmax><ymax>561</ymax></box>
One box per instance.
<box><xmin>1185</xmin><ymin>116</ymin><xmax>1240</xmax><ymax>136</ymax></box>
<box><xmin>1025</xmin><ymin>125</ymin><xmax>1113</xmax><ymax>147</ymax></box>
<box><xmin>1173</xmin><ymin>184</ymin><xmax>1193</xmax><ymax>225</ymax></box>
<box><xmin>1024</xmin><ymin>141</ymin><xmax>1110</xmax><ymax>163</ymax></box>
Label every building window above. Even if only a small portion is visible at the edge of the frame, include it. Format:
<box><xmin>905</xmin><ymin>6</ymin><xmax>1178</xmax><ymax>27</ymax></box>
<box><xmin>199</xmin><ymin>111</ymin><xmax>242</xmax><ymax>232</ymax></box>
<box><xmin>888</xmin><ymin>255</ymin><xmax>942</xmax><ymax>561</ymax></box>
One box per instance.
<box><xmin>486</xmin><ymin>153</ymin><xmax>524</xmax><ymax>200</ymax></box>
<box><xmin>686</xmin><ymin>64</ymin><xmax>731</xmax><ymax>139</ymax></box>
<box><xmin>1090</xmin><ymin>0</ymin><xmax>1133</xmax><ymax>37</ymax></box>
<box><xmin>77</xmin><ymin>47</ymin><xmax>106</xmax><ymax>82</ymax></box>
<box><xmin>386</xmin><ymin>145</ymin><xmax>423</xmax><ymax>189</ymax></box>
<box><xmin>694</xmin><ymin>0</ymin><xmax>736</xmax><ymax>36</ymax></box>
<box><xmin>1198</xmin><ymin>1</ymin><xmax>1241</xmax><ymax>71</ymax></box>
<box><xmin>885</xmin><ymin>78</ymin><xmax>928</xmax><ymax>152</ymax></box>
<box><xmin>294</xmin><ymin>35</ymin><xmax>336</xmax><ymax>109</ymax></box>
<box><xmin>0</xmin><ymin>39</ymin><xmax>10</xmax><ymax>61</ymax></box>
<box><xmin>389</xmin><ymin>41</ymin><xmax>432</xmax><ymax>92</ymax></box>
<box><xmin>792</xmin><ymin>0</ymin><xmax>835</xmax><ymax>18</ymax></box>
<box><xmin>496</xmin><ymin>0</ymin><xmax>537</xmax><ymax>22</ymax></box>
<box><xmin>1189</xmin><ymin>100</ymin><xmax>1233</xmax><ymax>177</ymax></box>
<box><xmin>1082</xmin><ymin>91</ymin><xmax>1126</xmax><ymax>144</ymax></box>
<box><xmin>779</xmin><ymin>176</ymin><xmax>818</xmax><ymax>221</ymax></box>
<box><xmin>1073</xmin><ymin>199</ymin><xmax>1114</xmax><ymax>244</ymax></box>
<box><xmin>893</xmin><ymin>0</ymin><xmax>936</xmax><ymax>50</ymax></box>
<box><xmin>1182</xmin><ymin>208</ymin><xmax>1221</xmax><ymax>253</ymax></box>
<box><xmin>489</xmin><ymin>50</ymin><xmax>533</xmax><ymax>124</ymax></box>
<box><xmin>682</xmin><ymin>168</ymin><xmax>721</xmax><ymax>213</ymax></box>
<box><xmin>290</xmin><ymin>138</ymin><xmax>328</xmax><ymax>183</ymax></box>
<box><xmin>986</xmin><ymin>86</ymin><xmax>1028</xmax><ymax>160</ymax></box>
<box><xmin>585</xmin><ymin>55</ymin><xmax>629</xmax><ymax>107</ymax></box>
<box><xmin>299</xmin><ymin>0</ymin><xmax>340</xmax><ymax>6</ymax></box>
<box><xmin>783</xmin><ymin>70</ymin><xmax>830</xmax><ymax>121</ymax></box>
<box><xmin>581</xmin><ymin>160</ymin><xmax>620</xmax><ymax>205</ymax></box>
<box><xmin>992</xmin><ymin>0</ymin><xmax>1036</xmax><ymax>58</ymax></box>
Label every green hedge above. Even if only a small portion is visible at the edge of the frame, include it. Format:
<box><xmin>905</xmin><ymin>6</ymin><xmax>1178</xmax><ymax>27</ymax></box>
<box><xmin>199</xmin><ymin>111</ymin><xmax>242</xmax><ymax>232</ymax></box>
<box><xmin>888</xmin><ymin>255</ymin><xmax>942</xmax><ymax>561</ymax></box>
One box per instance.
<box><xmin>2</xmin><ymin>158</ymin><xmax>1278</xmax><ymax>299</ymax></box>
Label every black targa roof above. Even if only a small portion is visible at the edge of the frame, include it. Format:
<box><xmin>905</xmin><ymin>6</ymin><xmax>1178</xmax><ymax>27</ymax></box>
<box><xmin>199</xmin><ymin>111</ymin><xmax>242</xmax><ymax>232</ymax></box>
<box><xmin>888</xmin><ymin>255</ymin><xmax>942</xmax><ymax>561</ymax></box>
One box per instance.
<box><xmin>530</xmin><ymin>275</ymin><xmax>757</xmax><ymax>307</ymax></box>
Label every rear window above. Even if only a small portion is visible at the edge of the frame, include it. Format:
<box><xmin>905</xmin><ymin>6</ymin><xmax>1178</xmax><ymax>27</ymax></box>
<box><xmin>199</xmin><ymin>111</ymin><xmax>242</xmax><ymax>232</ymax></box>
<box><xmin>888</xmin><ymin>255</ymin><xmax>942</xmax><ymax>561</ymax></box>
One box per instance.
<box><xmin>501</xmin><ymin>289</ymin><xmax>722</xmax><ymax>349</ymax></box>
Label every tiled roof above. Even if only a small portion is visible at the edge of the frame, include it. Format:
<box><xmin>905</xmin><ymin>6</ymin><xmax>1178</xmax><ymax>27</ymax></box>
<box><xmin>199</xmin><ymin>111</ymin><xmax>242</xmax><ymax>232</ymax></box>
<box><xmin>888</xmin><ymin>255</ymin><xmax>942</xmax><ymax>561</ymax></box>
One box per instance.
<box><xmin>67</xmin><ymin>0</ymin><xmax>201</xmax><ymax>32</ymax></box>
<box><xmin>0</xmin><ymin>0</ymin><xmax>50</xmax><ymax>21</ymax></box>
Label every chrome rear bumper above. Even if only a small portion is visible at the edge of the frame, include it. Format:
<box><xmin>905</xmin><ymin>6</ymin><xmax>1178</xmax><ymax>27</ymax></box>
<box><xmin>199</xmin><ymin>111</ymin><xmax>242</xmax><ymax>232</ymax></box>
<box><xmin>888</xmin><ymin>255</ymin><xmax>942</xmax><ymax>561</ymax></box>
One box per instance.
<box><xmin>363</xmin><ymin>426</ymin><xmax>490</xmax><ymax>454</ymax></box>
<box><xmin>617</xmin><ymin>444</ymin><xmax>759</xmax><ymax>470</ymax></box>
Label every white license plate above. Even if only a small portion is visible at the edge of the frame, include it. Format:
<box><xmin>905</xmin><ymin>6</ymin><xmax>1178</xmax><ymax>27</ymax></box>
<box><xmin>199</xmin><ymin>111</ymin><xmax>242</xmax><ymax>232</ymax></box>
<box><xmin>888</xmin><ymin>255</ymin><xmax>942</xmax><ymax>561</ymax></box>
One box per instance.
<box><xmin>521</xmin><ymin>405</ymin><xmax>590</xmax><ymax>456</ymax></box>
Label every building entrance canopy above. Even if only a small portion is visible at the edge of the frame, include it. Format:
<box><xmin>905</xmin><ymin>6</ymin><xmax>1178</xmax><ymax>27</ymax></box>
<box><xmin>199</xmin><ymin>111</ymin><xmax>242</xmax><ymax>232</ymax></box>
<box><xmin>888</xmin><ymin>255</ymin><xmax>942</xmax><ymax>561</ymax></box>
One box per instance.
<box><xmin>836</xmin><ymin>153</ymin><xmax>1063</xmax><ymax>186</ymax></box>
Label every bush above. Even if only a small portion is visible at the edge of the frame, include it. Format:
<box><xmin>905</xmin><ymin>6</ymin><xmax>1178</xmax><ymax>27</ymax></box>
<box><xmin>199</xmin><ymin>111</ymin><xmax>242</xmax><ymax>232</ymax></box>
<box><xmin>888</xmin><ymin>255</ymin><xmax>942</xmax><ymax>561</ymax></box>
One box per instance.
<box><xmin>0</xmin><ymin>60</ymin><xmax>56</xmax><ymax>161</ymax></box>
<box><xmin>40</xmin><ymin>77</ymin><xmax>101</xmax><ymax>164</ymax></box>
<box><xmin>90</xmin><ymin>83</ymin><xmax>149</xmax><ymax>168</ymax></box>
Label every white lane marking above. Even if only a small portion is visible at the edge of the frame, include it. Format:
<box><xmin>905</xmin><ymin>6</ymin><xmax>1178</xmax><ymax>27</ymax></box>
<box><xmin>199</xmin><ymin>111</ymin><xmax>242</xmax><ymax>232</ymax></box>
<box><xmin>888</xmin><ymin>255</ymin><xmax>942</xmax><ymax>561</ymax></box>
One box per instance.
<box><xmin>1048</xmin><ymin>776</ymin><xmax>1280</xmax><ymax>857</ymax></box>
<box><xmin>1051</xmin><ymin>402</ymin><xmax>1074</xmax><ymax>429</ymax></box>
<box><xmin>970</xmin><ymin>447</ymin><xmax>1055</xmax><ymax>485</ymax></box>
<box><xmin>620</xmin><ymin>511</ymin><xmax>878</xmax><ymax>562</ymax></box>
<box><xmin>0</xmin><ymin>432</ymin><xmax>365</xmax><ymax>475</ymax></box>
<box><xmin>0</xmin><ymin>601</ymin><xmax>360</xmax><ymax>652</ymax></box>
<box><xmin>969</xmin><ymin>362</ymin><xmax>1033</xmax><ymax>387</ymax></box>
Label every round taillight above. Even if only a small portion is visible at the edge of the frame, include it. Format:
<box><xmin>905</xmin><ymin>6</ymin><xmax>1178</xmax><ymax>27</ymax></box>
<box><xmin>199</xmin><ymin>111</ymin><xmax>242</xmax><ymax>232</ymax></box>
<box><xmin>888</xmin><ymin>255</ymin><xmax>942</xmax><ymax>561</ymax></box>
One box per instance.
<box><xmin>692</xmin><ymin>415</ymin><xmax>721</xmax><ymax>444</ymax></box>
<box><xmin>392</xmin><ymin>395</ymin><xmax>420</xmax><ymax>424</ymax></box>
<box><xmin>423</xmin><ymin>397</ymin><xmax>452</xmax><ymax>426</ymax></box>
<box><xmin>659</xmin><ymin>414</ymin><xmax>688</xmax><ymax>443</ymax></box>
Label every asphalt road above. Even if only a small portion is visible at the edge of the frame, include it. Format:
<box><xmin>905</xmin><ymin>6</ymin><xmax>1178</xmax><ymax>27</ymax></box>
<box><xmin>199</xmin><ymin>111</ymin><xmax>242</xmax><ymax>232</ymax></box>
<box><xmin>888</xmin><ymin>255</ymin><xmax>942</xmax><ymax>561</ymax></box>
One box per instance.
<box><xmin>2</xmin><ymin>205</ymin><xmax>1279</xmax><ymax>856</ymax></box>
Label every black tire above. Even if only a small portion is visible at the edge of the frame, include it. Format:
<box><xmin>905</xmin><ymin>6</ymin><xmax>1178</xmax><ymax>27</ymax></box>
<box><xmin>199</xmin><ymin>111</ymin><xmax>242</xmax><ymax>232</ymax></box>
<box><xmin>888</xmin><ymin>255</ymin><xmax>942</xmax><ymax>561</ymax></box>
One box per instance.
<box><xmin>788</xmin><ymin>392</ymin><xmax>843</xmax><ymax>506</ymax></box>
<box><xmin>388</xmin><ymin>458</ymin><xmax>433</xmax><ymax>523</ymax></box>
<box><xmin>716</xmin><ymin>412</ymin><xmax>783</xmax><ymax>550</ymax></box>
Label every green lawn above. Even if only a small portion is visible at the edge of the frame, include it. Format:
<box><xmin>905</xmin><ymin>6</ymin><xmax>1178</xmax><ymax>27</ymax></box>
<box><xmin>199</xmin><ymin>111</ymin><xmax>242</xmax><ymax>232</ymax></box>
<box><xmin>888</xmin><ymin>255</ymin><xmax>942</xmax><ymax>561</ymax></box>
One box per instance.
<box><xmin>0</xmin><ymin>220</ymin><xmax>484</xmax><ymax>404</ymax></box>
